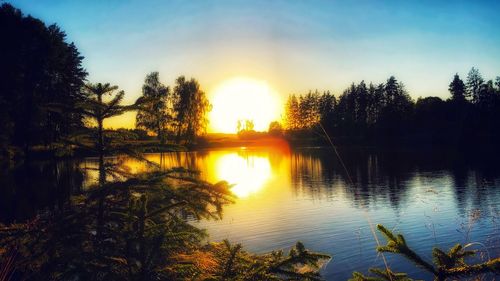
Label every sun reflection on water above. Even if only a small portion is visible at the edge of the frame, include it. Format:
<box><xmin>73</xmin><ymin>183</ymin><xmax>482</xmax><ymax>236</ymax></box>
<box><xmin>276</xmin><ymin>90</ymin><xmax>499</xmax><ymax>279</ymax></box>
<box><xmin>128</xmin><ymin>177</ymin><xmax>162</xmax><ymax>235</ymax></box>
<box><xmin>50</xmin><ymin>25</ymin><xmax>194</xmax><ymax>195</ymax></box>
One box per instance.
<box><xmin>213</xmin><ymin>152</ymin><xmax>272</xmax><ymax>198</ymax></box>
<box><xmin>83</xmin><ymin>147</ymin><xmax>283</xmax><ymax>197</ymax></box>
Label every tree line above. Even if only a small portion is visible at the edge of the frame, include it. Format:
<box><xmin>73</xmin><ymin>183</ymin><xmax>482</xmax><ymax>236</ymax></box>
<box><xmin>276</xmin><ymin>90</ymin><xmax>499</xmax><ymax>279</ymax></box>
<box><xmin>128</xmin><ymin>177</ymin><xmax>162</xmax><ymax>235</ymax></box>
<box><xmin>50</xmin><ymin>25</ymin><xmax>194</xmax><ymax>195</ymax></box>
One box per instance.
<box><xmin>283</xmin><ymin>71</ymin><xmax>500</xmax><ymax>146</ymax></box>
<box><xmin>0</xmin><ymin>3</ymin><xmax>210</xmax><ymax>160</ymax></box>
<box><xmin>0</xmin><ymin>3</ymin><xmax>87</xmax><ymax>154</ymax></box>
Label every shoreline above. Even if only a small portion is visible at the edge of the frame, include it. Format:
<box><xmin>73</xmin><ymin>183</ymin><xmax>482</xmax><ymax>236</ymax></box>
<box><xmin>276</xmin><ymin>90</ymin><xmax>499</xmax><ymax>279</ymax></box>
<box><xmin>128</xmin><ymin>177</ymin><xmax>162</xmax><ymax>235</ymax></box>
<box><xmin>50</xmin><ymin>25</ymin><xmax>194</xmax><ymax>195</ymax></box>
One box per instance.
<box><xmin>3</xmin><ymin>133</ymin><xmax>500</xmax><ymax>163</ymax></box>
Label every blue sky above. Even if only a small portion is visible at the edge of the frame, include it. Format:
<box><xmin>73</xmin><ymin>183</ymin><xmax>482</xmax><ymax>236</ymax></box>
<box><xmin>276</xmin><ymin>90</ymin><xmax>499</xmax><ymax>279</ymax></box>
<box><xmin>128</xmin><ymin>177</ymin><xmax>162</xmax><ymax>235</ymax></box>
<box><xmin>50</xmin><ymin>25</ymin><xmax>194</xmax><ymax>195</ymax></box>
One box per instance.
<box><xmin>8</xmin><ymin>0</ymin><xmax>500</xmax><ymax>127</ymax></box>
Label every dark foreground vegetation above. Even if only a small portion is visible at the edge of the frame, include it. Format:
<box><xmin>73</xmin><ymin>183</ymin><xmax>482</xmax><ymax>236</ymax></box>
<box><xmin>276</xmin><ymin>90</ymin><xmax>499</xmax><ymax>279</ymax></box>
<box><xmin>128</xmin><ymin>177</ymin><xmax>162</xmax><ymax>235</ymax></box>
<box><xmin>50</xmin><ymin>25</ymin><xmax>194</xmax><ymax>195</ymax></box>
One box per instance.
<box><xmin>0</xmin><ymin>2</ymin><xmax>499</xmax><ymax>281</ymax></box>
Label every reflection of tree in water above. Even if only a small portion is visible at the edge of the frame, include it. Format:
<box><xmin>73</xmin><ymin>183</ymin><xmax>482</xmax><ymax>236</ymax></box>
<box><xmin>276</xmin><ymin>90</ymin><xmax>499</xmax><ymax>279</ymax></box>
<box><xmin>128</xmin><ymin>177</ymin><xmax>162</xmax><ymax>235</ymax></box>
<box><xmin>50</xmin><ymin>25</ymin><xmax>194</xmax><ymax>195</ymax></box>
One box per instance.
<box><xmin>262</xmin><ymin>149</ymin><xmax>285</xmax><ymax>171</ymax></box>
<box><xmin>290</xmin><ymin>148</ymin><xmax>414</xmax><ymax>210</ymax></box>
<box><xmin>157</xmin><ymin>151</ymin><xmax>208</xmax><ymax>173</ymax></box>
<box><xmin>450</xmin><ymin>152</ymin><xmax>500</xmax><ymax>218</ymax></box>
<box><xmin>3</xmin><ymin>148</ymin><xmax>500</xmax><ymax>225</ymax></box>
<box><xmin>290</xmin><ymin>148</ymin><xmax>500</xmax><ymax>214</ymax></box>
<box><xmin>0</xmin><ymin>160</ymin><xmax>84</xmax><ymax>223</ymax></box>
<box><xmin>168</xmin><ymin>152</ymin><xmax>201</xmax><ymax>171</ymax></box>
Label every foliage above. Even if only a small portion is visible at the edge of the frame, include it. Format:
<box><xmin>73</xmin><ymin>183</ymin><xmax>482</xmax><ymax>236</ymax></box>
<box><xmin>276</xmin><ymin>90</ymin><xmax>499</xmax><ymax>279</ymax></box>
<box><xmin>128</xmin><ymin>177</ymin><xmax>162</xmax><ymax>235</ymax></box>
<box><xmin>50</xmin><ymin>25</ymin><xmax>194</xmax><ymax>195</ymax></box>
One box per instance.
<box><xmin>284</xmin><ymin>95</ymin><xmax>301</xmax><ymax>130</ymax></box>
<box><xmin>237</xmin><ymin>119</ymin><xmax>255</xmax><ymax>134</ymax></box>
<box><xmin>268</xmin><ymin>121</ymin><xmax>284</xmax><ymax>136</ymax></box>
<box><xmin>135</xmin><ymin>72</ymin><xmax>171</xmax><ymax>144</ymax></box>
<box><xmin>350</xmin><ymin>268</ymin><xmax>414</xmax><ymax>281</ymax></box>
<box><xmin>0</xmin><ymin>169</ymin><xmax>234</xmax><ymax>280</ymax></box>
<box><xmin>299</xmin><ymin>91</ymin><xmax>322</xmax><ymax>129</ymax></box>
<box><xmin>466</xmin><ymin>67</ymin><xmax>484</xmax><ymax>103</ymax></box>
<box><xmin>448</xmin><ymin>73</ymin><xmax>466</xmax><ymax>103</ymax></box>
<box><xmin>115</xmin><ymin>128</ymin><xmax>151</xmax><ymax>141</ymax></box>
<box><xmin>0</xmin><ymin>3</ymin><xmax>87</xmax><ymax>151</ymax></box>
<box><xmin>172</xmin><ymin>76</ymin><xmax>212</xmax><ymax>145</ymax></box>
<box><xmin>284</xmin><ymin>70</ymin><xmax>500</xmax><ymax>146</ymax></box>
<box><xmin>0</xmin><ymin>163</ymin><xmax>329</xmax><ymax>280</ymax></box>
<box><xmin>194</xmin><ymin>240</ymin><xmax>330</xmax><ymax>280</ymax></box>
<box><xmin>133</xmin><ymin>74</ymin><xmax>213</xmax><ymax>146</ymax></box>
<box><xmin>73</xmin><ymin>83</ymin><xmax>141</xmax><ymax>161</ymax></box>
<box><xmin>351</xmin><ymin>224</ymin><xmax>500</xmax><ymax>281</ymax></box>
<box><xmin>284</xmin><ymin>77</ymin><xmax>414</xmax><ymax>137</ymax></box>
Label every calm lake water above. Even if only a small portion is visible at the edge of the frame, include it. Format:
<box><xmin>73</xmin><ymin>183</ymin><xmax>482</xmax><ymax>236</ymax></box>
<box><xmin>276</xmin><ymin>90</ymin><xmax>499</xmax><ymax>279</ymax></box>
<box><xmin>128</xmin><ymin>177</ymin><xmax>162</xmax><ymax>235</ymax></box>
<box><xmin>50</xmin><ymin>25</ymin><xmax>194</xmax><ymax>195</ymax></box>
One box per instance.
<box><xmin>1</xmin><ymin>146</ymin><xmax>500</xmax><ymax>280</ymax></box>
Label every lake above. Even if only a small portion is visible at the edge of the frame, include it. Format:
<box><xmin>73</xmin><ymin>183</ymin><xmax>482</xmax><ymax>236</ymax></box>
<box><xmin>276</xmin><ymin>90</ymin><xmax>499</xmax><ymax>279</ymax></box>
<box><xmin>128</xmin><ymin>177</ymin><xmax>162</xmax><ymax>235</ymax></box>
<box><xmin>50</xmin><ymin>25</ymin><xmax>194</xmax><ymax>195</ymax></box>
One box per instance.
<box><xmin>1</xmin><ymin>146</ymin><xmax>500</xmax><ymax>280</ymax></box>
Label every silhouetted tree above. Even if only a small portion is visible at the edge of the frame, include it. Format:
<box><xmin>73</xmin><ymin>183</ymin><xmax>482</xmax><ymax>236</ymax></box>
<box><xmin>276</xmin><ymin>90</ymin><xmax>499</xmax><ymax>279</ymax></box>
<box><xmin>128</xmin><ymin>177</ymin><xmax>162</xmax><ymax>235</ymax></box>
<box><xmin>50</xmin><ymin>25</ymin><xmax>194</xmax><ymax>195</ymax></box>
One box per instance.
<box><xmin>80</xmin><ymin>83</ymin><xmax>127</xmax><ymax>176</ymax></box>
<box><xmin>337</xmin><ymin>84</ymin><xmax>359</xmax><ymax>136</ymax></box>
<box><xmin>385</xmin><ymin>76</ymin><xmax>413</xmax><ymax>112</ymax></box>
<box><xmin>477</xmin><ymin>79</ymin><xmax>498</xmax><ymax>107</ymax></box>
<box><xmin>466</xmin><ymin>67</ymin><xmax>484</xmax><ymax>103</ymax></box>
<box><xmin>414</xmin><ymin>97</ymin><xmax>449</xmax><ymax>143</ymax></box>
<box><xmin>245</xmin><ymin>120</ymin><xmax>255</xmax><ymax>131</ymax></box>
<box><xmin>135</xmin><ymin>72</ymin><xmax>170</xmax><ymax>144</ymax></box>
<box><xmin>268</xmin><ymin>121</ymin><xmax>283</xmax><ymax>136</ymax></box>
<box><xmin>377</xmin><ymin>76</ymin><xmax>414</xmax><ymax>139</ymax></box>
<box><xmin>449</xmin><ymin>74</ymin><xmax>466</xmax><ymax>103</ymax></box>
<box><xmin>237</xmin><ymin>119</ymin><xmax>255</xmax><ymax>133</ymax></box>
<box><xmin>366</xmin><ymin>83</ymin><xmax>385</xmax><ymax>126</ymax></box>
<box><xmin>284</xmin><ymin>94</ymin><xmax>300</xmax><ymax>130</ymax></box>
<box><xmin>236</xmin><ymin>120</ymin><xmax>243</xmax><ymax>133</ymax></box>
<box><xmin>283</xmin><ymin>76</ymin><xmax>419</xmax><ymax>144</ymax></box>
<box><xmin>172</xmin><ymin>76</ymin><xmax>211</xmax><ymax>144</ymax></box>
<box><xmin>299</xmin><ymin>91</ymin><xmax>321</xmax><ymax>128</ymax></box>
<box><xmin>318</xmin><ymin>91</ymin><xmax>336</xmax><ymax>124</ymax></box>
<box><xmin>279</xmin><ymin>70</ymin><xmax>500</xmax><ymax>146</ymax></box>
<box><xmin>0</xmin><ymin>3</ymin><xmax>87</xmax><ymax>153</ymax></box>
<box><xmin>355</xmin><ymin>81</ymin><xmax>369</xmax><ymax>129</ymax></box>
<box><xmin>78</xmin><ymin>83</ymin><xmax>135</xmax><ymax>239</ymax></box>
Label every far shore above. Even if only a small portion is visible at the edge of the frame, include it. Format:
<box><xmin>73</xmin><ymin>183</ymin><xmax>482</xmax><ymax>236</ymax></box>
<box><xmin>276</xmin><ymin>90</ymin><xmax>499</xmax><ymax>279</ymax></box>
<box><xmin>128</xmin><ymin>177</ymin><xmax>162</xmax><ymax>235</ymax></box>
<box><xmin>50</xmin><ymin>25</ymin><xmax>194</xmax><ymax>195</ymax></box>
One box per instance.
<box><xmin>3</xmin><ymin>131</ymin><xmax>500</xmax><ymax>162</ymax></box>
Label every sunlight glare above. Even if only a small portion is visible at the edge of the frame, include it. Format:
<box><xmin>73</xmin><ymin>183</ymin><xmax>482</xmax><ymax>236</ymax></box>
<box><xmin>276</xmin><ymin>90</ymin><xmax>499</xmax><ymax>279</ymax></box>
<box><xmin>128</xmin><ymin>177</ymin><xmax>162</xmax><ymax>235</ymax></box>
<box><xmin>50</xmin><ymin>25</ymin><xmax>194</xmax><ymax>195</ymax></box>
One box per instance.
<box><xmin>214</xmin><ymin>152</ymin><xmax>272</xmax><ymax>198</ymax></box>
<box><xmin>209</xmin><ymin>77</ymin><xmax>281</xmax><ymax>133</ymax></box>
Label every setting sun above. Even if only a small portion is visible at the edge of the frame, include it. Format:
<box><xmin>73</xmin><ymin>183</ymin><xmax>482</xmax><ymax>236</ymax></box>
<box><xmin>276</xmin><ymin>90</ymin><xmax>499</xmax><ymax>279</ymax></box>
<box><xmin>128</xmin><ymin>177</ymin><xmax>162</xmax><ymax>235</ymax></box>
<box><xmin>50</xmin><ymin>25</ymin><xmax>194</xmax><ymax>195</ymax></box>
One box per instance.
<box><xmin>209</xmin><ymin>78</ymin><xmax>282</xmax><ymax>133</ymax></box>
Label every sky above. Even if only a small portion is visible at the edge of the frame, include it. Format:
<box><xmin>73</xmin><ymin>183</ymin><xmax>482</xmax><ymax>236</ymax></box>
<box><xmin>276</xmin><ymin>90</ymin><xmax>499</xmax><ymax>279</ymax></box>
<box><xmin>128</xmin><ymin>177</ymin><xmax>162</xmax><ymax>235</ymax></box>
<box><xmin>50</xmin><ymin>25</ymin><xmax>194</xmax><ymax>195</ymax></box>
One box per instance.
<box><xmin>8</xmin><ymin>0</ymin><xmax>500</xmax><ymax>130</ymax></box>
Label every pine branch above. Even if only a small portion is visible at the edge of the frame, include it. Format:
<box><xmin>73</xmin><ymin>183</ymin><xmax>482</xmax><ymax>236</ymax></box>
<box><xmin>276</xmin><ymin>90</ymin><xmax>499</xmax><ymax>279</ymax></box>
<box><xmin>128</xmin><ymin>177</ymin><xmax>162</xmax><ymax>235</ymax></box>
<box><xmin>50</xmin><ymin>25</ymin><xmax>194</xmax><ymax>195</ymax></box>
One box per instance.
<box><xmin>443</xmin><ymin>257</ymin><xmax>500</xmax><ymax>278</ymax></box>
<box><xmin>376</xmin><ymin>224</ymin><xmax>437</xmax><ymax>275</ymax></box>
<box><xmin>376</xmin><ymin>224</ymin><xmax>500</xmax><ymax>281</ymax></box>
<box><xmin>349</xmin><ymin>268</ymin><xmax>415</xmax><ymax>281</ymax></box>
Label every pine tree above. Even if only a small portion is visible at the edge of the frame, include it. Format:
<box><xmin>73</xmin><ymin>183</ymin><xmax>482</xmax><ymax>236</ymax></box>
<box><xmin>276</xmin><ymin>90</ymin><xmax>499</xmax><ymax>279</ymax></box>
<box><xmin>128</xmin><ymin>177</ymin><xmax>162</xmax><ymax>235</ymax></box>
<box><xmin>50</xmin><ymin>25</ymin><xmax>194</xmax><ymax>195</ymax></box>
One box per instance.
<box><xmin>285</xmin><ymin>94</ymin><xmax>300</xmax><ymax>130</ymax></box>
<box><xmin>448</xmin><ymin>73</ymin><xmax>466</xmax><ymax>102</ymax></box>
<box><xmin>0</xmin><ymin>3</ymin><xmax>87</xmax><ymax>152</ymax></box>
<box><xmin>466</xmin><ymin>67</ymin><xmax>484</xmax><ymax>103</ymax></box>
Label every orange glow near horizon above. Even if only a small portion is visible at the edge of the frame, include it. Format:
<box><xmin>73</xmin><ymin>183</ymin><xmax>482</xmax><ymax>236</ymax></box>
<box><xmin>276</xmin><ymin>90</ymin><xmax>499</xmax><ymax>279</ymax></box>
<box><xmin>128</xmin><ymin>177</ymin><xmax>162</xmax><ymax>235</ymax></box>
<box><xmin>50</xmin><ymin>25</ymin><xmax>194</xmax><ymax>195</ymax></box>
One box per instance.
<box><xmin>209</xmin><ymin>77</ymin><xmax>282</xmax><ymax>133</ymax></box>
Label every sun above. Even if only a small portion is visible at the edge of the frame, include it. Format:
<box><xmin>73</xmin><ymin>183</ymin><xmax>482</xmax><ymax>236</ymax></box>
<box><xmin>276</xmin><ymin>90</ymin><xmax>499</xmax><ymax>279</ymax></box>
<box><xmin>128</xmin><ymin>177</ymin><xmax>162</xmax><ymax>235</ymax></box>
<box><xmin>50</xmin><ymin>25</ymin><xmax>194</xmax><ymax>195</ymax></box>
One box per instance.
<box><xmin>209</xmin><ymin>77</ymin><xmax>282</xmax><ymax>133</ymax></box>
